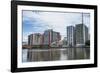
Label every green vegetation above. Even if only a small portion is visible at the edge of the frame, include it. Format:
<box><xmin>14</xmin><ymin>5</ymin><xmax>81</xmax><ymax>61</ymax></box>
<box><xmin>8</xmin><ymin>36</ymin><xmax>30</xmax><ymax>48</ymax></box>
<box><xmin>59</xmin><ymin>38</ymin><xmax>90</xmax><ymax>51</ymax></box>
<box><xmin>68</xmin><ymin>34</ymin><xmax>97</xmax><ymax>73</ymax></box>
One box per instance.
<box><xmin>85</xmin><ymin>40</ymin><xmax>90</xmax><ymax>46</ymax></box>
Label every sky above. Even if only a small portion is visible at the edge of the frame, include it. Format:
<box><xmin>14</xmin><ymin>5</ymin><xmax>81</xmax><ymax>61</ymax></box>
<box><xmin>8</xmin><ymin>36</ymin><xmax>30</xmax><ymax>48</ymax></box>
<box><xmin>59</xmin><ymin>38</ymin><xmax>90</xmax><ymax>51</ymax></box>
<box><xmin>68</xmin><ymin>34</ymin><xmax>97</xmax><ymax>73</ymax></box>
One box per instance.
<box><xmin>22</xmin><ymin>10</ymin><xmax>90</xmax><ymax>42</ymax></box>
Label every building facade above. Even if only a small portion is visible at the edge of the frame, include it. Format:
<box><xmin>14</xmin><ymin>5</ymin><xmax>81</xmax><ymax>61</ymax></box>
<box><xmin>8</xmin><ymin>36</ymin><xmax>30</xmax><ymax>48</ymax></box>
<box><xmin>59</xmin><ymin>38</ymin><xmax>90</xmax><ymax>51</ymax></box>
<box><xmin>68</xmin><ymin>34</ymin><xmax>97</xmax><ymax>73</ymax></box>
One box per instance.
<box><xmin>28</xmin><ymin>33</ymin><xmax>43</xmax><ymax>46</ymax></box>
<box><xmin>67</xmin><ymin>26</ymin><xmax>75</xmax><ymax>46</ymax></box>
<box><xmin>75</xmin><ymin>24</ymin><xmax>88</xmax><ymax>46</ymax></box>
<box><xmin>43</xmin><ymin>29</ymin><xmax>61</xmax><ymax>46</ymax></box>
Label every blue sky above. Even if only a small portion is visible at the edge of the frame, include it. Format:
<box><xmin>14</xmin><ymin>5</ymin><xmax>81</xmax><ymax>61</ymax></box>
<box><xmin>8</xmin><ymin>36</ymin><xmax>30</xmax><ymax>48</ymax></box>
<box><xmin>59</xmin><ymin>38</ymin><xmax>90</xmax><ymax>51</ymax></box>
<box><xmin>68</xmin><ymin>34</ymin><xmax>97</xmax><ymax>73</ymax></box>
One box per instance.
<box><xmin>22</xmin><ymin>10</ymin><xmax>90</xmax><ymax>42</ymax></box>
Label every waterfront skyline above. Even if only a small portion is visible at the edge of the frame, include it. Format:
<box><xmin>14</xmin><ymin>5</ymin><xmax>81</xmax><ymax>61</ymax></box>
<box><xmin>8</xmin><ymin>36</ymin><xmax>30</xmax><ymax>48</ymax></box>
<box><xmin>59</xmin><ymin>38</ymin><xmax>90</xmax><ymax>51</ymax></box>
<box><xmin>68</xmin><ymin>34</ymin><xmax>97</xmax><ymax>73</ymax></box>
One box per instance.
<box><xmin>22</xmin><ymin>10</ymin><xmax>90</xmax><ymax>43</ymax></box>
<box><xmin>28</xmin><ymin>29</ymin><xmax>61</xmax><ymax>46</ymax></box>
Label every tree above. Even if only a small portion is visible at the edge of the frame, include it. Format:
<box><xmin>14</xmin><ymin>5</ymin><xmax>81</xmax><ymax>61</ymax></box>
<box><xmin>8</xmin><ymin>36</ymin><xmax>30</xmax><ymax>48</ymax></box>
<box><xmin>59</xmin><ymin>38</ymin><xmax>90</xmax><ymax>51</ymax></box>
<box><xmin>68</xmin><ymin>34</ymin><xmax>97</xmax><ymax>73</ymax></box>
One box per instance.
<box><xmin>85</xmin><ymin>40</ymin><xmax>90</xmax><ymax>46</ymax></box>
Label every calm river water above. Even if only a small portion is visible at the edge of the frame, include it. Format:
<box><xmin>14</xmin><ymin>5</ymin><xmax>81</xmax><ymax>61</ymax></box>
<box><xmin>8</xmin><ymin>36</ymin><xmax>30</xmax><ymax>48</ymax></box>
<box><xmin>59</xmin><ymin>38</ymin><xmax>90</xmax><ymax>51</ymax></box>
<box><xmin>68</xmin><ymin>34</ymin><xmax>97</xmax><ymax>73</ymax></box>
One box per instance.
<box><xmin>22</xmin><ymin>48</ymin><xmax>90</xmax><ymax>62</ymax></box>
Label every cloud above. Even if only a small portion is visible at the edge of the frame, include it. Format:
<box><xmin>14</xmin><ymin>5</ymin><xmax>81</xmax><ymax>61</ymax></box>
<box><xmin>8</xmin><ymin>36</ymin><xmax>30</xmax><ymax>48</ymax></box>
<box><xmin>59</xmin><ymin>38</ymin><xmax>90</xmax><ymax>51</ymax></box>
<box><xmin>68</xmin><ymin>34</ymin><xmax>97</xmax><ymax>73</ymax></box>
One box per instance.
<box><xmin>22</xmin><ymin>10</ymin><xmax>90</xmax><ymax>41</ymax></box>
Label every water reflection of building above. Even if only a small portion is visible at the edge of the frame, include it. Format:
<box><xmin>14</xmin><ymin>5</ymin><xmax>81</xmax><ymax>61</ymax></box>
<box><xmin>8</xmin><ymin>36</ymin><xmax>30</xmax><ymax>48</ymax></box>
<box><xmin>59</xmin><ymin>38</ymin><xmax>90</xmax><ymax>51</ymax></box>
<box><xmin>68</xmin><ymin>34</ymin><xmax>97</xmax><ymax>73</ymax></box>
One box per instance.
<box><xmin>27</xmin><ymin>49</ymin><xmax>61</xmax><ymax>61</ymax></box>
<box><xmin>28</xmin><ymin>33</ymin><xmax>43</xmax><ymax>46</ymax></box>
<box><xmin>67</xmin><ymin>47</ymin><xmax>90</xmax><ymax>60</ymax></box>
<box><xmin>25</xmin><ymin>47</ymin><xmax>90</xmax><ymax>62</ymax></box>
<box><xmin>43</xmin><ymin>29</ymin><xmax>61</xmax><ymax>46</ymax></box>
<box><xmin>67</xmin><ymin>26</ymin><xmax>75</xmax><ymax>46</ymax></box>
<box><xmin>75</xmin><ymin>24</ymin><xmax>88</xmax><ymax>46</ymax></box>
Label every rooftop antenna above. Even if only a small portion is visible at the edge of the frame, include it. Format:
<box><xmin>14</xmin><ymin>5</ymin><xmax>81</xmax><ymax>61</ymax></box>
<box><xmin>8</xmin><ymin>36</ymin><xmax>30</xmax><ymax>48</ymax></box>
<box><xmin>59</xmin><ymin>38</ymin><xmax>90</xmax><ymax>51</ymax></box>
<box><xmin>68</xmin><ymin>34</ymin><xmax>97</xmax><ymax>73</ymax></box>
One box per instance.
<box><xmin>82</xmin><ymin>13</ymin><xmax>85</xmax><ymax>44</ymax></box>
<box><xmin>82</xmin><ymin>13</ymin><xmax>84</xmax><ymax>24</ymax></box>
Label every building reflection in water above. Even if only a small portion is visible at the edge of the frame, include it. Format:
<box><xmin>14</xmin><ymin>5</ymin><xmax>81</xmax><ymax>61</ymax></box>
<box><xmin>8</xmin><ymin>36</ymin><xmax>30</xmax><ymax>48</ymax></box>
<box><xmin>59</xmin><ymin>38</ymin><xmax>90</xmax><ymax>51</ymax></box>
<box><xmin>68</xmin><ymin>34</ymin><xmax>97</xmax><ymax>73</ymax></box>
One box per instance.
<box><xmin>67</xmin><ymin>48</ymin><xmax>90</xmax><ymax>60</ymax></box>
<box><xmin>22</xmin><ymin>48</ymin><xmax>90</xmax><ymax>62</ymax></box>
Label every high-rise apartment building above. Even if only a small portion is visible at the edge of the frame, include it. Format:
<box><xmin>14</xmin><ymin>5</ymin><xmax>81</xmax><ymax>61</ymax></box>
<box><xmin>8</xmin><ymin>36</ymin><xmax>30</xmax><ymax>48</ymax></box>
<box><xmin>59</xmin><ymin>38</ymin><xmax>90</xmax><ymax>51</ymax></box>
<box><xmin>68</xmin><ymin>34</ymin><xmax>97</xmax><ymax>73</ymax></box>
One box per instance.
<box><xmin>43</xmin><ymin>29</ymin><xmax>61</xmax><ymax>46</ymax></box>
<box><xmin>28</xmin><ymin>33</ymin><xmax>43</xmax><ymax>46</ymax></box>
<box><xmin>67</xmin><ymin>26</ymin><xmax>75</xmax><ymax>46</ymax></box>
<box><xmin>75</xmin><ymin>24</ymin><xmax>88</xmax><ymax>46</ymax></box>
